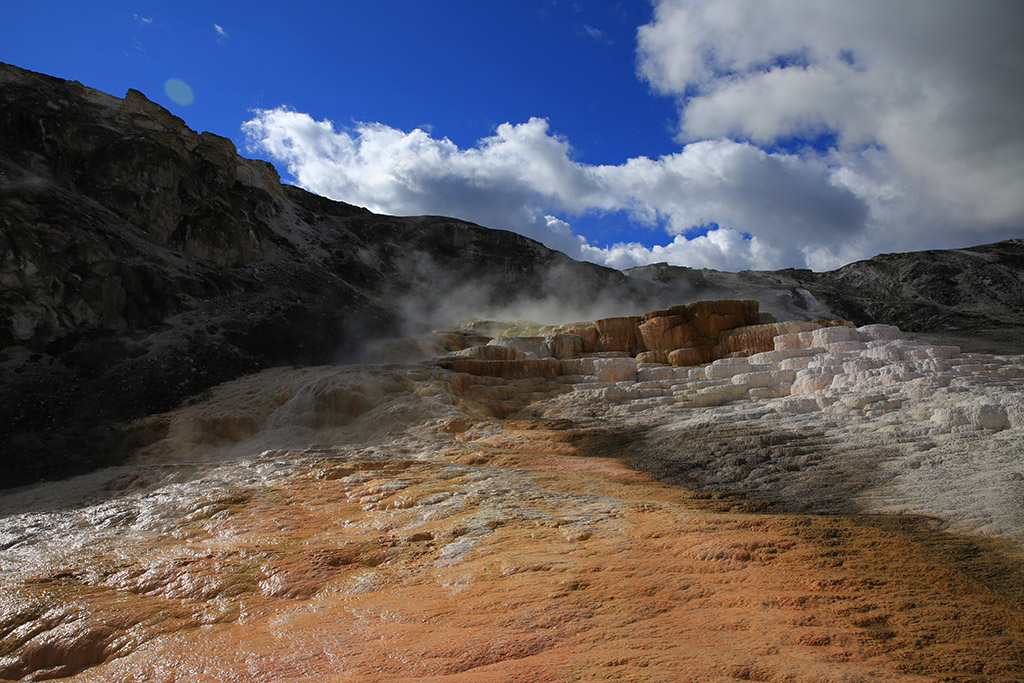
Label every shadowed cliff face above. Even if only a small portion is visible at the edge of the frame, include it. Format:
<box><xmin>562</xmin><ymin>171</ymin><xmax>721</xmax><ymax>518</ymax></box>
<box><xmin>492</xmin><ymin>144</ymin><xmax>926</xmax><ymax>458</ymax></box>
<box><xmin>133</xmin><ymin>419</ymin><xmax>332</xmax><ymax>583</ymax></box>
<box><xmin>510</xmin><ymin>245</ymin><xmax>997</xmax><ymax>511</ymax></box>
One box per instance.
<box><xmin>0</xmin><ymin>63</ymin><xmax>646</xmax><ymax>486</ymax></box>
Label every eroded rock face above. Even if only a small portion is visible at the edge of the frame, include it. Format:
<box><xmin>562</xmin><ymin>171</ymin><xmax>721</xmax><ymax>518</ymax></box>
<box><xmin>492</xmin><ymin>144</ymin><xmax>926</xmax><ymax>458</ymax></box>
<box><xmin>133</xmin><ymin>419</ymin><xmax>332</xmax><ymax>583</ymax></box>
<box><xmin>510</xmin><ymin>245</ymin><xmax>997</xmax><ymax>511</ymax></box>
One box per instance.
<box><xmin>0</xmin><ymin>63</ymin><xmax>648</xmax><ymax>485</ymax></box>
<box><xmin>593</xmin><ymin>316</ymin><xmax>644</xmax><ymax>354</ymax></box>
<box><xmin>713</xmin><ymin>320</ymin><xmax>820</xmax><ymax>358</ymax></box>
<box><xmin>544</xmin><ymin>332</ymin><xmax>583</xmax><ymax>359</ymax></box>
<box><xmin>638</xmin><ymin>313</ymin><xmax>695</xmax><ymax>351</ymax></box>
<box><xmin>633</xmin><ymin>299</ymin><xmax>762</xmax><ymax>364</ymax></box>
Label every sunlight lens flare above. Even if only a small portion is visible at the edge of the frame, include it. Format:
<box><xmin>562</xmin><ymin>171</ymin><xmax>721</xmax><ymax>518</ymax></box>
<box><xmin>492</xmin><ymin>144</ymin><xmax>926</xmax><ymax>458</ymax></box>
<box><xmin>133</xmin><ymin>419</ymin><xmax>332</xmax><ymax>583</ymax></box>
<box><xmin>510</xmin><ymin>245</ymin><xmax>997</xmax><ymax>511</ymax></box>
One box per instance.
<box><xmin>164</xmin><ymin>78</ymin><xmax>195</xmax><ymax>105</ymax></box>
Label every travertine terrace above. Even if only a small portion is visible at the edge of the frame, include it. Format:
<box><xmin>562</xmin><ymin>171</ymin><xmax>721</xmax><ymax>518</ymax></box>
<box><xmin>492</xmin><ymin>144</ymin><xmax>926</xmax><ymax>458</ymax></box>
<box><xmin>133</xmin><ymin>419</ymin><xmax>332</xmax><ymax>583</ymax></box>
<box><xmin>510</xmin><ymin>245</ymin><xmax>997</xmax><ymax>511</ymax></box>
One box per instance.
<box><xmin>2</xmin><ymin>302</ymin><xmax>1023</xmax><ymax>682</ymax></box>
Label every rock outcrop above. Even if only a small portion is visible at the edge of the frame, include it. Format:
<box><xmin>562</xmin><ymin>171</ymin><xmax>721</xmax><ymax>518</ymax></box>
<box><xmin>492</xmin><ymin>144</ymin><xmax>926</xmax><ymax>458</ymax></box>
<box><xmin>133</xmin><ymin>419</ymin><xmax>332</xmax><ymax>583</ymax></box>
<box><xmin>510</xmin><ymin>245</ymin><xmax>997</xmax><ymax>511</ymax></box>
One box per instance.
<box><xmin>713</xmin><ymin>320</ymin><xmax>826</xmax><ymax>358</ymax></box>
<box><xmin>0</xmin><ymin>63</ymin><xmax>646</xmax><ymax>485</ymax></box>
<box><xmin>438</xmin><ymin>299</ymin><xmax>847</xmax><ymax>382</ymax></box>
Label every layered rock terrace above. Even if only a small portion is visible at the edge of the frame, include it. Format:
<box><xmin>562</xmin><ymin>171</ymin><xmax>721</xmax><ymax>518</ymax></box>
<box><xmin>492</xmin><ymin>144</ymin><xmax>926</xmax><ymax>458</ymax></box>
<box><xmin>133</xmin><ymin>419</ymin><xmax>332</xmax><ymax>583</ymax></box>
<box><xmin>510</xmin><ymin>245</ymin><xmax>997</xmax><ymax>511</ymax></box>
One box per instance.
<box><xmin>3</xmin><ymin>304</ymin><xmax>1023</xmax><ymax>681</ymax></box>
<box><xmin>437</xmin><ymin>299</ymin><xmax>846</xmax><ymax>387</ymax></box>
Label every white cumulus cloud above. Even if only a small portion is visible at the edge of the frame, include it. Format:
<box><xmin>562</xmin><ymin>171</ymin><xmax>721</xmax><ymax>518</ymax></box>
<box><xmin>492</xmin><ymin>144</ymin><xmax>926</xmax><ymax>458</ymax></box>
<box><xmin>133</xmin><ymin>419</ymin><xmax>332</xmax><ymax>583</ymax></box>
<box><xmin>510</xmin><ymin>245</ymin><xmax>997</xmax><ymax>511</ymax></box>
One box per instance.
<box><xmin>638</xmin><ymin>0</ymin><xmax>1024</xmax><ymax>244</ymax></box>
<box><xmin>243</xmin><ymin>0</ymin><xmax>1024</xmax><ymax>272</ymax></box>
<box><xmin>243</xmin><ymin>110</ymin><xmax>867</xmax><ymax>269</ymax></box>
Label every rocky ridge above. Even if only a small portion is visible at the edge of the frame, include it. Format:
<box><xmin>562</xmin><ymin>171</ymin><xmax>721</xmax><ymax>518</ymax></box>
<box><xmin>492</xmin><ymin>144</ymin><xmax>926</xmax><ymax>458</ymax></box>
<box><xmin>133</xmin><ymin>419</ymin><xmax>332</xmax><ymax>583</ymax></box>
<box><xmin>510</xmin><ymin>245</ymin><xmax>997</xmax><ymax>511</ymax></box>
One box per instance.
<box><xmin>625</xmin><ymin>238</ymin><xmax>1024</xmax><ymax>353</ymax></box>
<box><xmin>0</xmin><ymin>63</ymin><xmax>645</xmax><ymax>485</ymax></box>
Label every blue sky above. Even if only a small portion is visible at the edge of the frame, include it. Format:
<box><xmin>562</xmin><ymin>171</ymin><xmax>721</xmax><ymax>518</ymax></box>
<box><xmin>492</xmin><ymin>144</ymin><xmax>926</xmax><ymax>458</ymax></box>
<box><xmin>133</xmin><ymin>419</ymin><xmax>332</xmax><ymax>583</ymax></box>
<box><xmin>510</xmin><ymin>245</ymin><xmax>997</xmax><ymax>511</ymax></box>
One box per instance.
<box><xmin>4</xmin><ymin>1</ymin><xmax>1023</xmax><ymax>271</ymax></box>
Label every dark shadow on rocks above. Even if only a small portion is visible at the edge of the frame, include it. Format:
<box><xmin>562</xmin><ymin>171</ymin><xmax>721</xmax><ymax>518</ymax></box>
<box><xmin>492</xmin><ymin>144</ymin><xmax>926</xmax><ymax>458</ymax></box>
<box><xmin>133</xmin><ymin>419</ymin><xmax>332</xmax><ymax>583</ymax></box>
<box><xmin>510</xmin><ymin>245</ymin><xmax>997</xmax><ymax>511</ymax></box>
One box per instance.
<box><xmin>624</xmin><ymin>421</ymin><xmax>885</xmax><ymax>515</ymax></box>
<box><xmin>848</xmin><ymin>514</ymin><xmax>1024</xmax><ymax>608</ymax></box>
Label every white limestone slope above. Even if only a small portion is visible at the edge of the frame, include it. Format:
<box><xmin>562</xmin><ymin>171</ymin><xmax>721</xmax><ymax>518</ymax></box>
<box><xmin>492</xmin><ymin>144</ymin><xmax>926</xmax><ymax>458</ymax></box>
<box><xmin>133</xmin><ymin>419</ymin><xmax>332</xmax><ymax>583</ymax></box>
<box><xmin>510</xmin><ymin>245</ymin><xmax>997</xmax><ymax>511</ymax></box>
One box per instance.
<box><xmin>541</xmin><ymin>323</ymin><xmax>1024</xmax><ymax>543</ymax></box>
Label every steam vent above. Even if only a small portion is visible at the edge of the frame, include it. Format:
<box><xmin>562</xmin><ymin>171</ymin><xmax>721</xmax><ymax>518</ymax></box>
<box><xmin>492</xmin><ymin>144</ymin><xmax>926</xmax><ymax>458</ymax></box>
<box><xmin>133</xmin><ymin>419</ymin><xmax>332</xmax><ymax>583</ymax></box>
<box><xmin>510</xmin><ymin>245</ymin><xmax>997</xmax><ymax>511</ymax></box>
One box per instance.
<box><xmin>3</xmin><ymin>63</ymin><xmax>1024</xmax><ymax>681</ymax></box>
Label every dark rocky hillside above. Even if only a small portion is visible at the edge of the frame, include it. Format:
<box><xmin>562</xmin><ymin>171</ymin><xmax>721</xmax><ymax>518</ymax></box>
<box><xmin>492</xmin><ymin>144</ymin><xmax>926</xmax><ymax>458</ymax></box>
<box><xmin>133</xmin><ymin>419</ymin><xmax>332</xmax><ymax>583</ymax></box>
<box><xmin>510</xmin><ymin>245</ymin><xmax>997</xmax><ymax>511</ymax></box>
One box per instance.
<box><xmin>811</xmin><ymin>240</ymin><xmax>1024</xmax><ymax>341</ymax></box>
<box><xmin>2</xmin><ymin>62</ymin><xmax>1022</xmax><ymax>486</ymax></box>
<box><xmin>625</xmin><ymin>240</ymin><xmax>1024</xmax><ymax>352</ymax></box>
<box><xmin>0</xmin><ymin>63</ymin><xmax>644</xmax><ymax>485</ymax></box>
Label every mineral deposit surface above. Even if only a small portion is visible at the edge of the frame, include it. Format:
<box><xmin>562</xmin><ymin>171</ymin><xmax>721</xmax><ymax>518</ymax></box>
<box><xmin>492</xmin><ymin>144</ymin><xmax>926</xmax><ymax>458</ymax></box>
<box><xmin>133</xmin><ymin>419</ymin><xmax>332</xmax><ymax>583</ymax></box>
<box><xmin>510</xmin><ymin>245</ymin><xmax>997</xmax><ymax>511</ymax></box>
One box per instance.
<box><xmin>2</xmin><ymin>315</ymin><xmax>1023</xmax><ymax>682</ymax></box>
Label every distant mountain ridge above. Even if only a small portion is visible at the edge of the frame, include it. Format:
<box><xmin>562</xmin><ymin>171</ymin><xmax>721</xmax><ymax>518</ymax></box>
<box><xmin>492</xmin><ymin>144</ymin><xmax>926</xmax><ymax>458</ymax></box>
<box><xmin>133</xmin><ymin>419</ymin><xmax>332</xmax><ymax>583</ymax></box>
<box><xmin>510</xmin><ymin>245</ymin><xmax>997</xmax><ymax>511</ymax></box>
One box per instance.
<box><xmin>625</xmin><ymin>238</ymin><xmax>1024</xmax><ymax>343</ymax></box>
<box><xmin>2</xmin><ymin>61</ymin><xmax>1022</xmax><ymax>485</ymax></box>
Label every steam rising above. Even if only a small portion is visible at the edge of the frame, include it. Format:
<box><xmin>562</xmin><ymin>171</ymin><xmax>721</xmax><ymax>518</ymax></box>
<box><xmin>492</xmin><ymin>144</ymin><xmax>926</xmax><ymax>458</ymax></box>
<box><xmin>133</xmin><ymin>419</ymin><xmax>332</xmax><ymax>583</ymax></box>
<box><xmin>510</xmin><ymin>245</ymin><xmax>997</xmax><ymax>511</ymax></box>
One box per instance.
<box><xmin>383</xmin><ymin>252</ymin><xmax>646</xmax><ymax>333</ymax></box>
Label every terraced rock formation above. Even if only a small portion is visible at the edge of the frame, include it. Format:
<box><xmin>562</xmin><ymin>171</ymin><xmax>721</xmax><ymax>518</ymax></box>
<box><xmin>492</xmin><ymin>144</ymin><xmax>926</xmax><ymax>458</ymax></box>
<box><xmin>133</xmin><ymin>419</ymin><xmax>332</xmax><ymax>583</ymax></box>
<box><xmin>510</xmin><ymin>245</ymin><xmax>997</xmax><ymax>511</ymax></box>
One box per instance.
<box><xmin>2</xmin><ymin>312</ymin><xmax>1022</xmax><ymax>681</ymax></box>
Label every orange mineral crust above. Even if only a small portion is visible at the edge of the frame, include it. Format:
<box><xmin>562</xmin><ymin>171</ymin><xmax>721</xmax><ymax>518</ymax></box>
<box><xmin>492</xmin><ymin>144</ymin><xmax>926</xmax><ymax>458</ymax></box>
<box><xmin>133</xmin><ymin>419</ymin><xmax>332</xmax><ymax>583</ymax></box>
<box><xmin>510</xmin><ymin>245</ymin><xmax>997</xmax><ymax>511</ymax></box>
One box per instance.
<box><xmin>3</xmin><ymin>420</ymin><xmax>1023</xmax><ymax>682</ymax></box>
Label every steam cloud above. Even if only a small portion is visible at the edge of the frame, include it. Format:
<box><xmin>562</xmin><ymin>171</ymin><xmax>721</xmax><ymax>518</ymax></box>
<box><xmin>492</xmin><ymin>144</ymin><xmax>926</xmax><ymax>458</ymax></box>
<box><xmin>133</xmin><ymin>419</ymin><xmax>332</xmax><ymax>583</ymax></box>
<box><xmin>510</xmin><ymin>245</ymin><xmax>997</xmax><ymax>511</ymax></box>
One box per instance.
<box><xmin>377</xmin><ymin>246</ymin><xmax>655</xmax><ymax>336</ymax></box>
<box><xmin>243</xmin><ymin>0</ymin><xmax>1024</xmax><ymax>272</ymax></box>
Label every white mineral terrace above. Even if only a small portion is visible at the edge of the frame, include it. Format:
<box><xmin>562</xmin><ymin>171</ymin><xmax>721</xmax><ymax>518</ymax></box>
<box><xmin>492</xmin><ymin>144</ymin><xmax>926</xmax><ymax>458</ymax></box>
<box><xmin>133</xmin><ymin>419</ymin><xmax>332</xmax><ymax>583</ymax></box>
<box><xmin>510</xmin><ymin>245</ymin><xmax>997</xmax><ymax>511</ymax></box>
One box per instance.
<box><xmin>542</xmin><ymin>323</ymin><xmax>1024</xmax><ymax>541</ymax></box>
